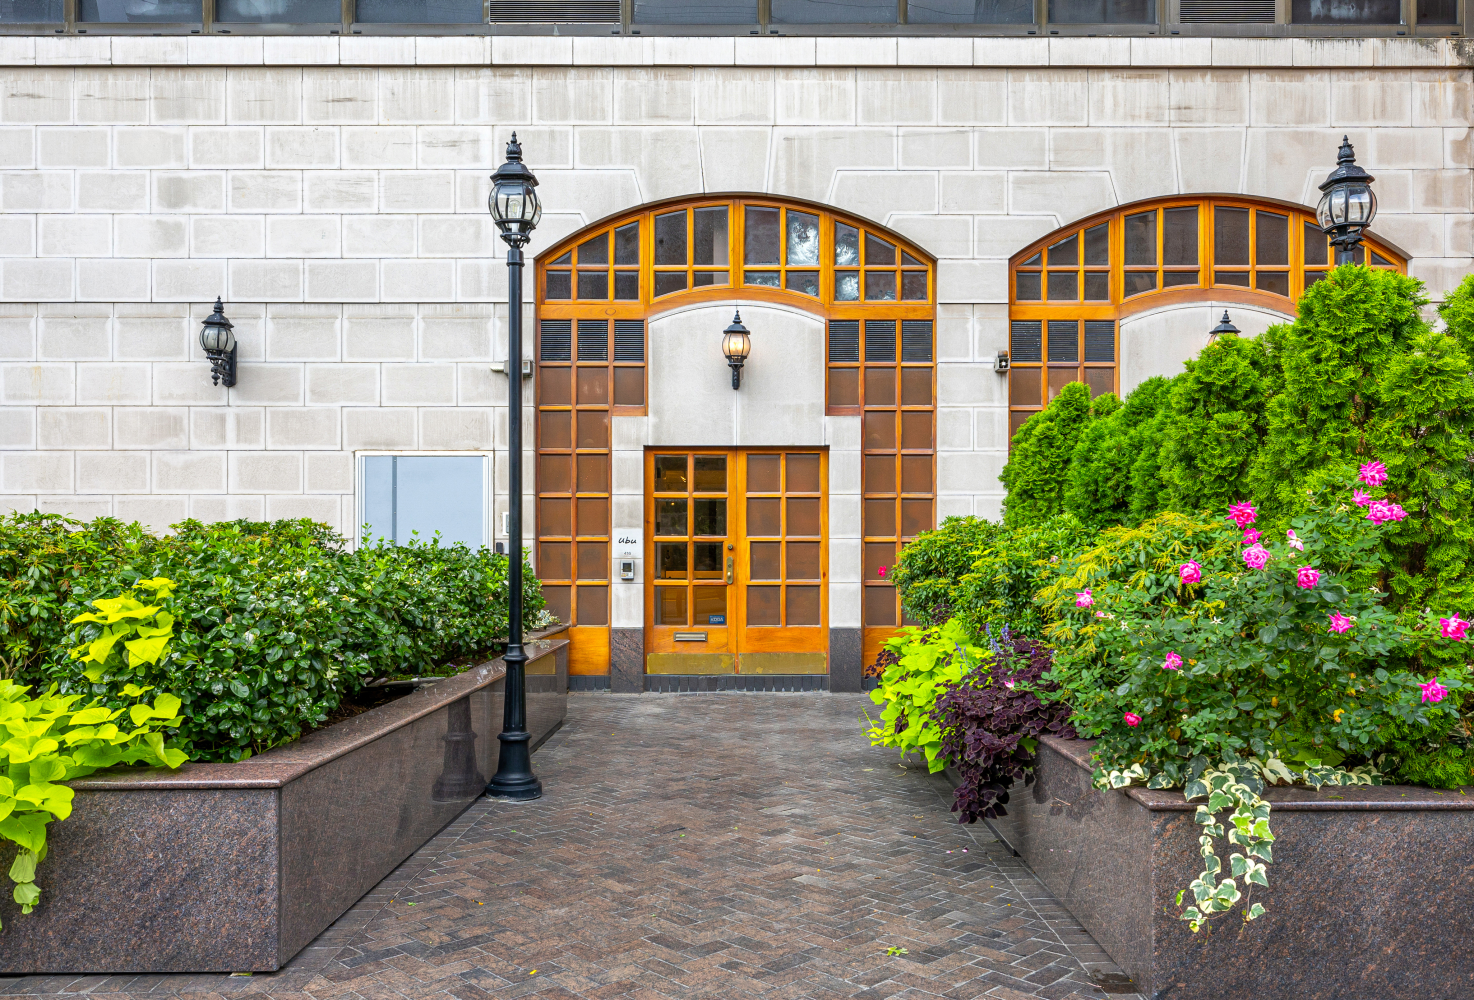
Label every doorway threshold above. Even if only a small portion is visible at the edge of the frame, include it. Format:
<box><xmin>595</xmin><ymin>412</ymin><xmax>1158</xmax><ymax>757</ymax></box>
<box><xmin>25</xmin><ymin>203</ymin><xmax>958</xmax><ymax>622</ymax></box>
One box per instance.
<box><xmin>644</xmin><ymin>674</ymin><xmax>830</xmax><ymax>693</ymax></box>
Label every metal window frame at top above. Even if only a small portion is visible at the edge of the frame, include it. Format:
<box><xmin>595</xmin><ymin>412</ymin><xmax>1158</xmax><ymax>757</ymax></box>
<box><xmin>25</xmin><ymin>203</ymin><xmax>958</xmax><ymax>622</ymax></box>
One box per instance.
<box><xmin>5</xmin><ymin>0</ymin><xmax>1458</xmax><ymax>35</ymax></box>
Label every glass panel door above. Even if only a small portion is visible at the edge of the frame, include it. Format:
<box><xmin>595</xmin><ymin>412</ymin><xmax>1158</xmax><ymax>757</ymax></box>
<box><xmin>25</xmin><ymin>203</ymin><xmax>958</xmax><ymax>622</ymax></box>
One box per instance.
<box><xmin>644</xmin><ymin>448</ymin><xmax>828</xmax><ymax>673</ymax></box>
<box><xmin>647</xmin><ymin>450</ymin><xmax>735</xmax><ymax>664</ymax></box>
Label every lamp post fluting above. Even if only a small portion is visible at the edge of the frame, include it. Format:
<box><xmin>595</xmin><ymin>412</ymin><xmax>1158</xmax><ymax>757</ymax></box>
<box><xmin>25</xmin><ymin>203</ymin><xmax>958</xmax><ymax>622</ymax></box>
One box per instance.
<box><xmin>1317</xmin><ymin>136</ymin><xmax>1377</xmax><ymax>266</ymax></box>
<box><xmin>486</xmin><ymin>134</ymin><xmax>543</xmax><ymax>802</ymax></box>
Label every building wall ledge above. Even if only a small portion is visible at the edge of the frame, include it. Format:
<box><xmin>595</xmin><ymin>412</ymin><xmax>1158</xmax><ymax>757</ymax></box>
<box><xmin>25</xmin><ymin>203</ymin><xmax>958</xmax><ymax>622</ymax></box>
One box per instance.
<box><xmin>0</xmin><ymin>33</ymin><xmax>1469</xmax><ymax>69</ymax></box>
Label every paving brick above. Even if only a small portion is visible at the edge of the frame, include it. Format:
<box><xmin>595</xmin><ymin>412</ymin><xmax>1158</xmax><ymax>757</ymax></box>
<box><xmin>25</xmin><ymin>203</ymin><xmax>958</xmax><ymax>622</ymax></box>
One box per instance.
<box><xmin>5</xmin><ymin>696</ymin><xmax>1141</xmax><ymax>1000</ymax></box>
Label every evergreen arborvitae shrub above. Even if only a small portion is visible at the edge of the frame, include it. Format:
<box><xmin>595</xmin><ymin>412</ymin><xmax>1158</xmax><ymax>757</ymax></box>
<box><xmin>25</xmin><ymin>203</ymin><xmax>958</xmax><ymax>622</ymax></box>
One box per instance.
<box><xmin>1000</xmin><ymin>381</ymin><xmax>1094</xmax><ymax>528</ymax></box>
<box><xmin>1065</xmin><ymin>379</ymin><xmax>1172</xmax><ymax>529</ymax></box>
<box><xmin>1250</xmin><ymin>265</ymin><xmax>1430</xmax><ymax>508</ymax></box>
<box><xmin>1160</xmin><ymin>331</ymin><xmax>1276</xmax><ymax>515</ymax></box>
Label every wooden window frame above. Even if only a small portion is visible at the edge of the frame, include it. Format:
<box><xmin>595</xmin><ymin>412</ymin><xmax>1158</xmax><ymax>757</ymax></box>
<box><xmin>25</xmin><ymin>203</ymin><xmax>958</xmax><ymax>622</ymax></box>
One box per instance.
<box><xmin>1007</xmin><ymin>194</ymin><xmax>1408</xmax><ymax>441</ymax></box>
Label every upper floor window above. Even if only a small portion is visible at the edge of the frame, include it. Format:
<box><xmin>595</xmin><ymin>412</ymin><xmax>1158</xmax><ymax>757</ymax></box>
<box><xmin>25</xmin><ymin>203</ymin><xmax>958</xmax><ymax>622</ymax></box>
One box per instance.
<box><xmin>539</xmin><ymin>198</ymin><xmax>933</xmax><ymax>312</ymax></box>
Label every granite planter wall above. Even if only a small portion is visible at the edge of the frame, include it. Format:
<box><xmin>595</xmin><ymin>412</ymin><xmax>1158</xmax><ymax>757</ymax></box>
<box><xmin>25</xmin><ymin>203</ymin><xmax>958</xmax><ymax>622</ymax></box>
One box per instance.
<box><xmin>986</xmin><ymin>736</ymin><xmax>1474</xmax><ymax>1000</ymax></box>
<box><xmin>0</xmin><ymin>628</ymin><xmax>569</xmax><ymax>975</ymax></box>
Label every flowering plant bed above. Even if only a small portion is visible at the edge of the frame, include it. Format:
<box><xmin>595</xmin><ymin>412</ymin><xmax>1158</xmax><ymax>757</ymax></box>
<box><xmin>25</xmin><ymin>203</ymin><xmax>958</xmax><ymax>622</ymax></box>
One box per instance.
<box><xmin>0</xmin><ymin>628</ymin><xmax>568</xmax><ymax>975</ymax></box>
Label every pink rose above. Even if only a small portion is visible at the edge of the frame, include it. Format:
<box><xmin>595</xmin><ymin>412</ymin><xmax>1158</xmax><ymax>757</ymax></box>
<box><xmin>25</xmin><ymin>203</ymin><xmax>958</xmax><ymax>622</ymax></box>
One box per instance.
<box><xmin>1243</xmin><ymin>528</ymin><xmax>1261</xmax><ymax>544</ymax></box>
<box><xmin>1228</xmin><ymin>502</ymin><xmax>1257</xmax><ymax>528</ymax></box>
<box><xmin>1328</xmin><ymin>613</ymin><xmax>1353</xmax><ymax>634</ymax></box>
<box><xmin>1440</xmin><ymin>615</ymin><xmax>1469</xmax><ymax>641</ymax></box>
<box><xmin>1352</xmin><ymin>489</ymin><xmax>1373</xmax><ymax>508</ymax></box>
<box><xmin>1296</xmin><ymin>566</ymin><xmax>1321</xmax><ymax>589</ymax></box>
<box><xmin>1367</xmin><ymin>501</ymin><xmax>1394</xmax><ymax>527</ymax></box>
<box><xmin>1124</xmin><ymin>712</ymin><xmax>1142</xmax><ymax>727</ymax></box>
<box><xmin>1179</xmin><ymin>561</ymin><xmax>1202</xmax><ymax>585</ymax></box>
<box><xmin>1243</xmin><ymin>544</ymin><xmax>1270</xmax><ymax>570</ymax></box>
<box><xmin>1287</xmin><ymin>529</ymin><xmax>1304</xmax><ymax>551</ymax></box>
<box><xmin>1359</xmin><ymin>460</ymin><xmax>1388</xmax><ymax>487</ymax></box>
<box><xmin>1388</xmin><ymin>503</ymin><xmax>1408</xmax><ymax>522</ymax></box>
<box><xmin>877</xmin><ymin>565</ymin><xmax>887</xmax><ymax>577</ymax></box>
<box><xmin>1075</xmin><ymin>590</ymin><xmax>1094</xmax><ymax>608</ymax></box>
<box><xmin>1421</xmin><ymin>678</ymin><xmax>1449</xmax><ymax>704</ymax></box>
<box><xmin>1163</xmin><ymin>651</ymin><xmax>1183</xmax><ymax>671</ymax></box>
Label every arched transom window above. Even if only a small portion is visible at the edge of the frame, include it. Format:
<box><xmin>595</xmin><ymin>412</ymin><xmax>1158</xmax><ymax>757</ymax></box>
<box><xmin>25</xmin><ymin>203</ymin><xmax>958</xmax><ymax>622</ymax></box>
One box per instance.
<box><xmin>536</xmin><ymin>196</ymin><xmax>938</xmax><ymax>674</ymax></box>
<box><xmin>1007</xmin><ymin>195</ymin><xmax>1406</xmax><ymax>439</ymax></box>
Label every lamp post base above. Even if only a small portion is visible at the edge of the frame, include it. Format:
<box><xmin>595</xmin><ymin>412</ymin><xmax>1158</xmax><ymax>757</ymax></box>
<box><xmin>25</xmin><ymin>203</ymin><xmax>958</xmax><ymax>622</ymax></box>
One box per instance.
<box><xmin>485</xmin><ymin>731</ymin><xmax>543</xmax><ymax>800</ymax></box>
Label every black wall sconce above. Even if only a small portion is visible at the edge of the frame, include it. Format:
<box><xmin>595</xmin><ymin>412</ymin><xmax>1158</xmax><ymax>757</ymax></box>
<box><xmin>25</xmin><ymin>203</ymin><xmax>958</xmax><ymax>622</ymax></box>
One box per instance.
<box><xmin>722</xmin><ymin>310</ymin><xmax>751</xmax><ymax>390</ymax></box>
<box><xmin>1207</xmin><ymin>311</ymin><xmax>1240</xmax><ymax>344</ymax></box>
<box><xmin>199</xmin><ymin>298</ymin><xmax>237</xmax><ymax>387</ymax></box>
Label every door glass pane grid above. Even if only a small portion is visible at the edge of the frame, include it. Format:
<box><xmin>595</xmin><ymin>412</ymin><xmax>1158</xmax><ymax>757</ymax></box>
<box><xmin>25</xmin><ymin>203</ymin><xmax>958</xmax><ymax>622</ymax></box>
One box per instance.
<box><xmin>1007</xmin><ymin>197</ymin><xmax>1408</xmax><ymax>448</ymax></box>
<box><xmin>654</xmin><ymin>453</ymin><xmax>730</xmax><ymax>628</ymax></box>
<box><xmin>746</xmin><ymin>452</ymin><xmax>825</xmax><ymax>628</ymax></box>
<box><xmin>860</xmin><ymin>322</ymin><xmax>935</xmax><ymax>628</ymax></box>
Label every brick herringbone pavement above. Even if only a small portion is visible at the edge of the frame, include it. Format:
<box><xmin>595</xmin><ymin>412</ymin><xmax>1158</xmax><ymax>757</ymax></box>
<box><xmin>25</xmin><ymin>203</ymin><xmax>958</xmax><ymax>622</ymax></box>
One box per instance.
<box><xmin>0</xmin><ymin>695</ymin><xmax>1142</xmax><ymax>1000</ymax></box>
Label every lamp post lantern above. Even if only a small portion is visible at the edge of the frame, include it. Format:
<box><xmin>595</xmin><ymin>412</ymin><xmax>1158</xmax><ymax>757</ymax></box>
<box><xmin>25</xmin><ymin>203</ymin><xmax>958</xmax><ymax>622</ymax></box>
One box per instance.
<box><xmin>722</xmin><ymin>310</ymin><xmax>751</xmax><ymax>389</ymax></box>
<box><xmin>1317</xmin><ymin>136</ymin><xmax>1377</xmax><ymax>266</ymax></box>
<box><xmin>485</xmin><ymin>134</ymin><xmax>543</xmax><ymax>802</ymax></box>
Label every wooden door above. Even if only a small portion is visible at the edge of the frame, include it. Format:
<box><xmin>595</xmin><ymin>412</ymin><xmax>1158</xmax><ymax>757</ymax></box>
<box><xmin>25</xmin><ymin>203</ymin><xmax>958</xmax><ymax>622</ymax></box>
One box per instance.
<box><xmin>644</xmin><ymin>448</ymin><xmax>828</xmax><ymax>674</ymax></box>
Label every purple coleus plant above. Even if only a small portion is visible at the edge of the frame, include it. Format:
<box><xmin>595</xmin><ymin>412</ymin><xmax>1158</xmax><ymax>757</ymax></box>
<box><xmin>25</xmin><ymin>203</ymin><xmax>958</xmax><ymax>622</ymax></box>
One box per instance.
<box><xmin>931</xmin><ymin>629</ymin><xmax>1075</xmax><ymax>823</ymax></box>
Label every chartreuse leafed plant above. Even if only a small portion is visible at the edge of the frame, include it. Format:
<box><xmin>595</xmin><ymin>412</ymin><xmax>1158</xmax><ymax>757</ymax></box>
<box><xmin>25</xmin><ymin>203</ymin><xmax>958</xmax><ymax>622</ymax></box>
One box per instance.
<box><xmin>864</xmin><ymin>619</ymin><xmax>987</xmax><ymax>773</ymax></box>
<box><xmin>1046</xmin><ymin>469</ymin><xmax>1468</xmax><ymax>933</ymax></box>
<box><xmin>2</xmin><ymin>580</ymin><xmax>187</xmax><ymax>929</ymax></box>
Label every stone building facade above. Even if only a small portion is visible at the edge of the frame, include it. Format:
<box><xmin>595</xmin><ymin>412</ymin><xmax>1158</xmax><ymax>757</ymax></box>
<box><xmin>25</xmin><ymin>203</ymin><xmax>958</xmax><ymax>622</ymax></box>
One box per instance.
<box><xmin>0</xmin><ymin>33</ymin><xmax>1469</xmax><ymax>687</ymax></box>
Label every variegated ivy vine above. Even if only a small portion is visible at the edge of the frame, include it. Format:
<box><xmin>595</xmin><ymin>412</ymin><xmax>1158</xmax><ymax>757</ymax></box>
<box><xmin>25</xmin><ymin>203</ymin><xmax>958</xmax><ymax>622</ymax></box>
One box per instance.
<box><xmin>1097</xmin><ymin>755</ymin><xmax>1380</xmax><ymax>931</ymax></box>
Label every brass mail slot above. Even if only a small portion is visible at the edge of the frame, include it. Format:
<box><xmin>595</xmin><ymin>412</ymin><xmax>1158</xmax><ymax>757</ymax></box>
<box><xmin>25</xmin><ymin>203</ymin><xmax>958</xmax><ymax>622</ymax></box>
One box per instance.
<box><xmin>673</xmin><ymin>631</ymin><xmax>708</xmax><ymax>642</ymax></box>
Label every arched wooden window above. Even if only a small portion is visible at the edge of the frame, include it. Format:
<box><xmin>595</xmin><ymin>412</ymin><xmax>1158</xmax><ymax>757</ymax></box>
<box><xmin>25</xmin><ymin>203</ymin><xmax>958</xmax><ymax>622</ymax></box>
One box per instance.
<box><xmin>535</xmin><ymin>196</ymin><xmax>937</xmax><ymax>675</ymax></box>
<box><xmin>1007</xmin><ymin>195</ymin><xmax>1407</xmax><ymax>439</ymax></box>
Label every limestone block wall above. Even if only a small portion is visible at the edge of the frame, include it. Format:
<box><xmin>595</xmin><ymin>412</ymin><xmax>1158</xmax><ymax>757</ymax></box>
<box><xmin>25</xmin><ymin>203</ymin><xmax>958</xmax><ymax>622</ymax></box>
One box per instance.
<box><xmin>0</xmin><ymin>34</ymin><xmax>1469</xmax><ymax>534</ymax></box>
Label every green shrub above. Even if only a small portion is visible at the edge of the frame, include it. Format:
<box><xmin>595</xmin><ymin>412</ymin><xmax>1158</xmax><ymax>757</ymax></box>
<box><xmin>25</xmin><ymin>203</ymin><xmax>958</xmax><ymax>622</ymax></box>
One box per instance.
<box><xmin>1</xmin><ymin>514</ymin><xmax>545</xmax><ymax>762</ymax></box>
<box><xmin>1160</xmin><ymin>331</ymin><xmax>1276</xmax><ymax>516</ymax></box>
<box><xmin>890</xmin><ymin>516</ymin><xmax>998</xmax><ymax>625</ymax></box>
<box><xmin>953</xmin><ymin>514</ymin><xmax>1095</xmax><ymax>640</ymax></box>
<box><xmin>1001</xmin><ymin>382</ymin><xmax>1095</xmax><ymax>527</ymax></box>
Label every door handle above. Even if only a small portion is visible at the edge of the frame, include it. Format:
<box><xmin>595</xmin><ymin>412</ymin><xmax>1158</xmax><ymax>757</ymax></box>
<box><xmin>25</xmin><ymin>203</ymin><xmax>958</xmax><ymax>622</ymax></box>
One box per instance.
<box><xmin>725</xmin><ymin>555</ymin><xmax>734</xmax><ymax>585</ymax></box>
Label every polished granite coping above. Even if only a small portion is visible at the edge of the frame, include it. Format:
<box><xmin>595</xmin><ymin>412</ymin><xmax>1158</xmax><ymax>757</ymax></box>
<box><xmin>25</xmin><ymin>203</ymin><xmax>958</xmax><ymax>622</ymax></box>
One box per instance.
<box><xmin>71</xmin><ymin>625</ymin><xmax>569</xmax><ymax>792</ymax></box>
<box><xmin>1042</xmin><ymin>735</ymin><xmax>1474</xmax><ymax>811</ymax></box>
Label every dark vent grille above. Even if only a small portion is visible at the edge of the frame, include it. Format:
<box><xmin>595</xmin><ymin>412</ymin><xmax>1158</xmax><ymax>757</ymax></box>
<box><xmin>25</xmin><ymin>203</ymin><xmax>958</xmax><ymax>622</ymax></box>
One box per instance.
<box><xmin>865</xmin><ymin>320</ymin><xmax>896</xmax><ymax>363</ymax></box>
<box><xmin>577</xmin><ymin>319</ymin><xmax>608</xmax><ymax>362</ymax></box>
<box><xmin>614</xmin><ymin>320</ymin><xmax>645</xmax><ymax>362</ymax></box>
<box><xmin>540</xmin><ymin>319</ymin><xmax>571</xmax><ymax>362</ymax></box>
<box><xmin>487</xmin><ymin>0</ymin><xmax>620</xmax><ymax>20</ymax></box>
<box><xmin>1010</xmin><ymin>320</ymin><xmax>1041</xmax><ymax>362</ymax></box>
<box><xmin>828</xmin><ymin>320</ymin><xmax>860</xmax><ymax>362</ymax></box>
<box><xmin>1048</xmin><ymin>320</ymin><xmax>1079</xmax><ymax>363</ymax></box>
<box><xmin>1179</xmin><ymin>0</ymin><xmax>1274</xmax><ymax>20</ymax></box>
<box><xmin>1084</xmin><ymin>320</ymin><xmax>1116</xmax><ymax>362</ymax></box>
<box><xmin>901</xmin><ymin>320</ymin><xmax>933</xmax><ymax>362</ymax></box>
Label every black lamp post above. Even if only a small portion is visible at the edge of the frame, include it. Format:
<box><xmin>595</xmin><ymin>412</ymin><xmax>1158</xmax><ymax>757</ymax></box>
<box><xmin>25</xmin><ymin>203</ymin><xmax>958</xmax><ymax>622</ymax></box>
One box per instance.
<box><xmin>722</xmin><ymin>310</ymin><xmax>751</xmax><ymax>389</ymax></box>
<box><xmin>485</xmin><ymin>134</ymin><xmax>543</xmax><ymax>802</ymax></box>
<box><xmin>1207</xmin><ymin>310</ymin><xmax>1239</xmax><ymax>343</ymax></box>
<box><xmin>199</xmin><ymin>298</ymin><xmax>237</xmax><ymax>387</ymax></box>
<box><xmin>1317</xmin><ymin>136</ymin><xmax>1377</xmax><ymax>266</ymax></box>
